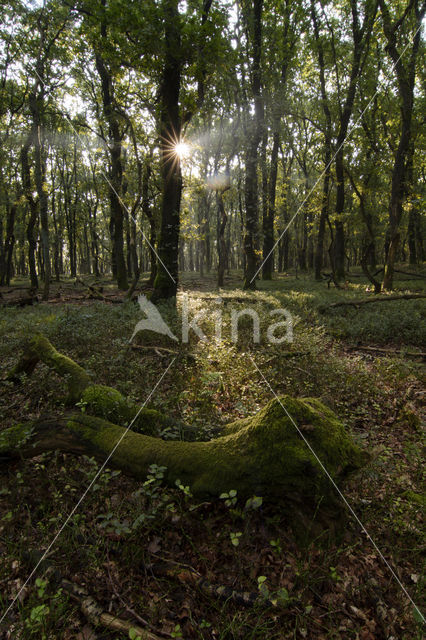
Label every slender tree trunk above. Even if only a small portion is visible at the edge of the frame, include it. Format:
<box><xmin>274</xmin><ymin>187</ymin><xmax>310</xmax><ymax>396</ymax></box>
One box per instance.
<box><xmin>311</xmin><ymin>0</ymin><xmax>333</xmax><ymax>281</ymax></box>
<box><xmin>243</xmin><ymin>0</ymin><xmax>263</xmax><ymax>290</ymax></box>
<box><xmin>217</xmin><ymin>189</ymin><xmax>229</xmax><ymax>287</ymax></box>
<box><xmin>379</xmin><ymin>0</ymin><xmax>424</xmax><ymax>288</ymax></box>
<box><xmin>141</xmin><ymin>160</ymin><xmax>157</xmax><ymax>287</ymax></box>
<box><xmin>346</xmin><ymin>168</ymin><xmax>381</xmax><ymax>293</ymax></box>
<box><xmin>21</xmin><ymin>130</ymin><xmax>39</xmax><ymax>289</ymax></box>
<box><xmin>1</xmin><ymin>199</ymin><xmax>17</xmax><ymax>286</ymax></box>
<box><xmin>94</xmin><ymin>7</ymin><xmax>128</xmax><ymax>290</ymax></box>
<box><xmin>30</xmin><ymin>91</ymin><xmax>50</xmax><ymax>300</ymax></box>
<box><xmin>51</xmin><ymin>174</ymin><xmax>61</xmax><ymax>282</ymax></box>
<box><xmin>332</xmin><ymin>0</ymin><xmax>376</xmax><ymax>281</ymax></box>
<box><xmin>262</xmin><ymin>130</ymin><xmax>279</xmax><ymax>280</ymax></box>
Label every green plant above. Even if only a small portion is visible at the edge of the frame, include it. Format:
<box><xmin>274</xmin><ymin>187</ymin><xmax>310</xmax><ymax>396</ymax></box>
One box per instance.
<box><xmin>245</xmin><ymin>495</ymin><xmax>263</xmax><ymax>510</ymax></box>
<box><xmin>97</xmin><ymin>512</ymin><xmax>131</xmax><ymax>535</ymax></box>
<box><xmin>257</xmin><ymin>575</ymin><xmax>269</xmax><ymax>599</ymax></box>
<box><xmin>23</xmin><ymin>578</ymin><xmax>67</xmax><ymax>638</ymax></box>
<box><xmin>269</xmin><ymin>538</ymin><xmax>282</xmax><ymax>555</ymax></box>
<box><xmin>35</xmin><ymin>578</ymin><xmax>47</xmax><ymax>598</ymax></box>
<box><xmin>230</xmin><ymin>531</ymin><xmax>242</xmax><ymax>547</ymax></box>
<box><xmin>131</xmin><ymin>464</ymin><xmax>174</xmax><ymax>530</ymax></box>
<box><xmin>26</xmin><ymin>603</ymin><xmax>50</xmax><ymax>632</ymax></box>
<box><xmin>329</xmin><ymin>566</ymin><xmax>341</xmax><ymax>582</ymax></box>
<box><xmin>175</xmin><ymin>478</ymin><xmax>193</xmax><ymax>499</ymax></box>
<box><xmin>220</xmin><ymin>489</ymin><xmax>237</xmax><ymax>507</ymax></box>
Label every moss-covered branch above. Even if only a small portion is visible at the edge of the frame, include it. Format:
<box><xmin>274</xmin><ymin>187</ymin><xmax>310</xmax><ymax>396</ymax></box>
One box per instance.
<box><xmin>2</xmin><ymin>336</ymin><xmax>368</xmax><ymax>512</ymax></box>
<box><xmin>0</xmin><ymin>396</ymin><xmax>367</xmax><ymax>505</ymax></box>
<box><xmin>8</xmin><ymin>334</ymin><xmax>91</xmax><ymax>404</ymax></box>
<box><xmin>7</xmin><ymin>335</ymin><xmax>173</xmax><ymax>434</ymax></box>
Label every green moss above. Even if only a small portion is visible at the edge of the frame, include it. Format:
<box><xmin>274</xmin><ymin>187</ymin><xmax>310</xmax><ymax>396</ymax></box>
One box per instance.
<box><xmin>80</xmin><ymin>384</ymin><xmax>175</xmax><ymax>436</ymax></box>
<box><xmin>0</xmin><ymin>422</ymin><xmax>35</xmax><ymax>453</ymax></box>
<box><xmin>68</xmin><ymin>395</ymin><xmax>367</xmax><ymax>507</ymax></box>
<box><xmin>402</xmin><ymin>490</ymin><xmax>425</xmax><ymax>507</ymax></box>
<box><xmin>3</xmin><ymin>394</ymin><xmax>368</xmax><ymax>519</ymax></box>
<box><xmin>19</xmin><ymin>334</ymin><xmax>90</xmax><ymax>404</ymax></box>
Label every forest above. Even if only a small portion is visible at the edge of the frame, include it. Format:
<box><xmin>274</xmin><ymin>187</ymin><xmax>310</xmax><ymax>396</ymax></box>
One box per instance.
<box><xmin>0</xmin><ymin>0</ymin><xmax>425</xmax><ymax>638</ymax></box>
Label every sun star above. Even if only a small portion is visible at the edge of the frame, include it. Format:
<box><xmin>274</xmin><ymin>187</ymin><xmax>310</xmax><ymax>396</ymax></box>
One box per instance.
<box><xmin>174</xmin><ymin>141</ymin><xmax>190</xmax><ymax>159</ymax></box>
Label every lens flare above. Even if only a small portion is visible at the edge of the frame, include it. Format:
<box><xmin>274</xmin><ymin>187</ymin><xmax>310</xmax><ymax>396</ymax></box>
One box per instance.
<box><xmin>174</xmin><ymin>141</ymin><xmax>190</xmax><ymax>159</ymax></box>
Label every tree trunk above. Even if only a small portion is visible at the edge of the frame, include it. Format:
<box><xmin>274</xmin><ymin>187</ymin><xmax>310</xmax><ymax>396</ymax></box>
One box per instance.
<box><xmin>30</xmin><ymin>91</ymin><xmax>50</xmax><ymax>300</ymax></box>
<box><xmin>151</xmin><ymin>0</ymin><xmax>183</xmax><ymax>302</ymax></box>
<box><xmin>311</xmin><ymin>0</ymin><xmax>332</xmax><ymax>281</ymax></box>
<box><xmin>1</xmin><ymin>198</ymin><xmax>17</xmax><ymax>286</ymax></box>
<box><xmin>94</xmin><ymin>7</ymin><xmax>128</xmax><ymax>290</ymax></box>
<box><xmin>379</xmin><ymin>0</ymin><xmax>424</xmax><ymax>290</ymax></box>
<box><xmin>21</xmin><ymin>130</ymin><xmax>39</xmax><ymax>290</ymax></box>
<box><xmin>331</xmin><ymin>0</ymin><xmax>376</xmax><ymax>282</ymax></box>
<box><xmin>243</xmin><ymin>0</ymin><xmax>263</xmax><ymax>290</ymax></box>
<box><xmin>217</xmin><ymin>189</ymin><xmax>229</xmax><ymax>287</ymax></box>
<box><xmin>262</xmin><ymin>130</ymin><xmax>279</xmax><ymax>280</ymax></box>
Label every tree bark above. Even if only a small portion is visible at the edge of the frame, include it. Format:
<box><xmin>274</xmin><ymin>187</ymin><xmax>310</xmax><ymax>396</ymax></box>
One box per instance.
<box><xmin>243</xmin><ymin>0</ymin><xmax>263</xmax><ymax>290</ymax></box>
<box><xmin>151</xmin><ymin>0</ymin><xmax>183</xmax><ymax>302</ymax></box>
<box><xmin>262</xmin><ymin>130</ymin><xmax>279</xmax><ymax>280</ymax></box>
<box><xmin>1</xmin><ymin>198</ymin><xmax>17</xmax><ymax>287</ymax></box>
<box><xmin>21</xmin><ymin>129</ymin><xmax>39</xmax><ymax>290</ymax></box>
<box><xmin>311</xmin><ymin>0</ymin><xmax>332</xmax><ymax>281</ymax></box>
<box><xmin>217</xmin><ymin>185</ymin><xmax>230</xmax><ymax>287</ymax></box>
<box><xmin>30</xmin><ymin>88</ymin><xmax>50</xmax><ymax>300</ymax></box>
<box><xmin>94</xmin><ymin>2</ymin><xmax>128</xmax><ymax>290</ymax></box>
<box><xmin>379</xmin><ymin>0</ymin><xmax>425</xmax><ymax>290</ymax></box>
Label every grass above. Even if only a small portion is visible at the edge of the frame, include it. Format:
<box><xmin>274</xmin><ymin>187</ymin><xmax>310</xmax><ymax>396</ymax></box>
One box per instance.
<box><xmin>0</xmin><ymin>270</ymin><xmax>424</xmax><ymax>638</ymax></box>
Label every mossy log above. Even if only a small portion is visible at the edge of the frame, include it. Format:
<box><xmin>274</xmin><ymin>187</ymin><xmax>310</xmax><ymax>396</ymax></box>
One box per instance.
<box><xmin>8</xmin><ymin>334</ymin><xmax>91</xmax><ymax>404</ymax></box>
<box><xmin>2</xmin><ymin>335</ymin><xmax>368</xmax><ymax>507</ymax></box>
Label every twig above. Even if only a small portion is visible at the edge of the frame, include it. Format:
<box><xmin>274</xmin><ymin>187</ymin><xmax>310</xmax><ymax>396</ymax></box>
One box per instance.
<box><xmin>61</xmin><ymin>579</ymin><xmax>163</xmax><ymax>640</ymax></box>
<box><xmin>131</xmin><ymin>345</ymin><xmax>179</xmax><ymax>355</ymax></box>
<box><xmin>105</xmin><ymin>561</ymin><xmax>173</xmax><ymax>639</ymax></box>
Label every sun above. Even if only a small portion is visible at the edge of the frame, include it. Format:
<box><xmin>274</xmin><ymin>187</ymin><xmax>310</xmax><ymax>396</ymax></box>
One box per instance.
<box><xmin>174</xmin><ymin>141</ymin><xmax>190</xmax><ymax>159</ymax></box>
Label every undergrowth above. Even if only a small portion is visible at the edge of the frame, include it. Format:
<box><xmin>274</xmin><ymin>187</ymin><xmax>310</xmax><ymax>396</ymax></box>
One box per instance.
<box><xmin>0</xmin><ymin>273</ymin><xmax>424</xmax><ymax>639</ymax></box>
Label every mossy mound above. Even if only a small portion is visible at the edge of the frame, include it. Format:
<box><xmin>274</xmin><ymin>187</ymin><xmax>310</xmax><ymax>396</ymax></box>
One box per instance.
<box><xmin>182</xmin><ymin>395</ymin><xmax>368</xmax><ymax>502</ymax></box>
<box><xmin>80</xmin><ymin>384</ymin><xmax>176</xmax><ymax>436</ymax></box>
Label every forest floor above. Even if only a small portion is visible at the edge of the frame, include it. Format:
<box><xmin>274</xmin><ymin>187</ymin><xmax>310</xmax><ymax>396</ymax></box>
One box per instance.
<box><xmin>0</xmin><ymin>267</ymin><xmax>425</xmax><ymax>639</ymax></box>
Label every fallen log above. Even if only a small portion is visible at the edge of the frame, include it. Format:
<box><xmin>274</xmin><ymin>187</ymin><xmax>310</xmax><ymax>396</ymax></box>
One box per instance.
<box><xmin>76</xmin><ymin>278</ymin><xmax>123</xmax><ymax>304</ymax></box>
<box><xmin>319</xmin><ymin>293</ymin><xmax>426</xmax><ymax>312</ymax></box>
<box><xmin>2</xmin><ymin>295</ymin><xmax>39</xmax><ymax>307</ymax></box>
<box><xmin>1</xmin><ymin>288</ymin><xmax>39</xmax><ymax>307</ymax></box>
<box><xmin>392</xmin><ymin>269</ymin><xmax>425</xmax><ymax>280</ymax></box>
<box><xmin>2</xmin><ymin>336</ymin><xmax>368</xmax><ymax>511</ymax></box>
<box><xmin>347</xmin><ymin>345</ymin><xmax>426</xmax><ymax>359</ymax></box>
<box><xmin>372</xmin><ymin>267</ymin><xmax>425</xmax><ymax>280</ymax></box>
